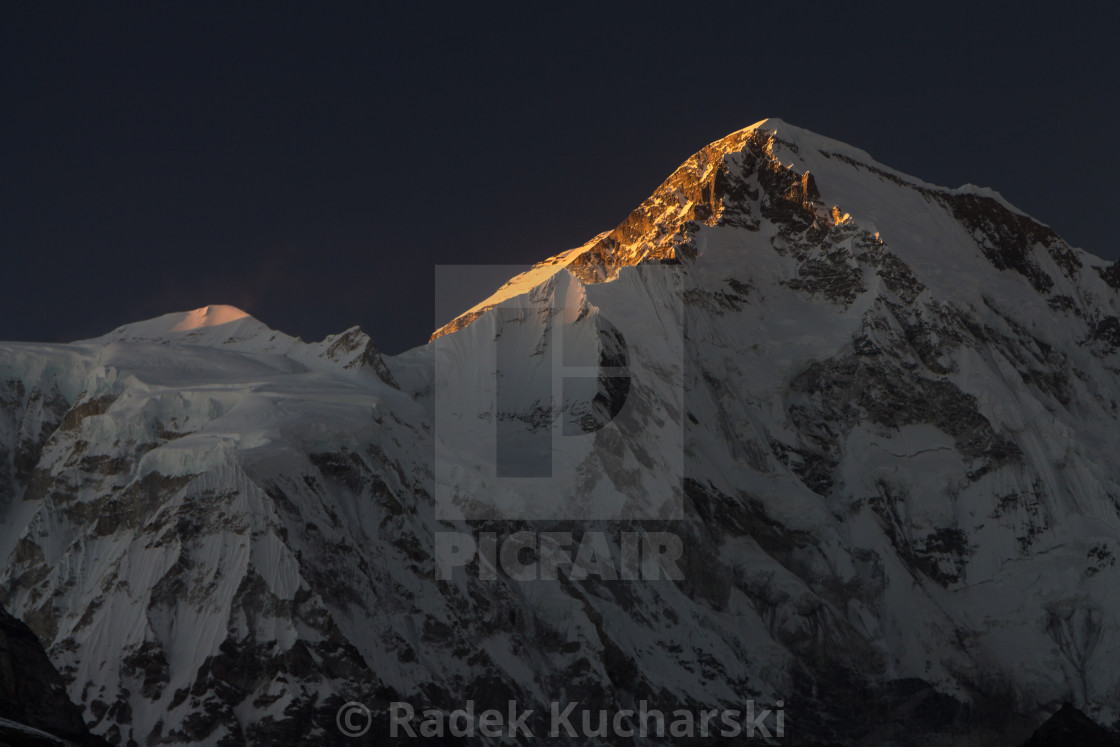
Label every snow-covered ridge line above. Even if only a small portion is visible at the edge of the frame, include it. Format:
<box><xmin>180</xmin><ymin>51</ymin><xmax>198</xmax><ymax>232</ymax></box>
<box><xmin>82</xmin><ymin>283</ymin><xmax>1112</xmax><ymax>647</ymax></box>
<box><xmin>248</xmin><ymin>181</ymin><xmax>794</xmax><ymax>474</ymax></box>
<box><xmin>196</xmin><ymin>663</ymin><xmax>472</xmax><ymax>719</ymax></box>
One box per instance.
<box><xmin>748</xmin><ymin>118</ymin><xmax>1032</xmax><ymax>217</ymax></box>
<box><xmin>0</xmin><ymin>717</ymin><xmax>74</xmax><ymax>745</ymax></box>
<box><xmin>431</xmin><ymin>118</ymin><xmax>1083</xmax><ymax>342</ymax></box>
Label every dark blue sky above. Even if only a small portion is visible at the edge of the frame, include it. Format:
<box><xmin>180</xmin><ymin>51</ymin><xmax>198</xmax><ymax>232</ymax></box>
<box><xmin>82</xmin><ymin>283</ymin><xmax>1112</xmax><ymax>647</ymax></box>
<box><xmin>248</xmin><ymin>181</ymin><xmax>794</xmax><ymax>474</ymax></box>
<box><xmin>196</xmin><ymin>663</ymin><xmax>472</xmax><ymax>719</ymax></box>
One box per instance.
<box><xmin>3</xmin><ymin>2</ymin><xmax>1117</xmax><ymax>353</ymax></box>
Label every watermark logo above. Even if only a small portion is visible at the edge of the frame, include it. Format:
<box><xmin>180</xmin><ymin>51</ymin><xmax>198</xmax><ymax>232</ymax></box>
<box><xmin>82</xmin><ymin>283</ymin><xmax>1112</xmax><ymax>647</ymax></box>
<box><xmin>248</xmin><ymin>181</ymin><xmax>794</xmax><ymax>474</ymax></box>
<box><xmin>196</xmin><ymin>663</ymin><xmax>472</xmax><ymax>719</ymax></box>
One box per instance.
<box><xmin>341</xmin><ymin>699</ymin><xmax>786</xmax><ymax>740</ymax></box>
<box><xmin>432</xmin><ymin>264</ymin><xmax>684</xmax><ymax>523</ymax></box>
<box><xmin>434</xmin><ymin>530</ymin><xmax>684</xmax><ymax>581</ymax></box>
<box><xmin>336</xmin><ymin>701</ymin><xmax>372</xmax><ymax>738</ymax></box>
<box><xmin>496</xmin><ymin>306</ymin><xmax>631</xmax><ymax>478</ymax></box>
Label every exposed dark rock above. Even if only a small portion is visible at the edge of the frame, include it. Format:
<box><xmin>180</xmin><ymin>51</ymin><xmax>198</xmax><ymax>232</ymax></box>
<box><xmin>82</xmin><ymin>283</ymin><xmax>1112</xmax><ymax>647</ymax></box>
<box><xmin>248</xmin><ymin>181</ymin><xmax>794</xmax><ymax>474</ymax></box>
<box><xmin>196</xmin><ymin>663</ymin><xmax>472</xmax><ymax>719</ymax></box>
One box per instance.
<box><xmin>0</xmin><ymin>605</ymin><xmax>109</xmax><ymax>746</ymax></box>
<box><xmin>1093</xmin><ymin>317</ymin><xmax>1120</xmax><ymax>348</ymax></box>
<box><xmin>869</xmin><ymin>480</ymin><xmax>972</xmax><ymax>586</ymax></box>
<box><xmin>1048</xmin><ymin>294</ymin><xmax>1081</xmax><ymax>315</ymax></box>
<box><xmin>57</xmin><ymin>394</ymin><xmax>117</xmax><ymax>434</ymax></box>
<box><xmin>823</xmin><ymin>147</ymin><xmax>1082</xmax><ymax>297</ymax></box>
<box><xmin>787</xmin><ymin>355</ymin><xmax>1021</xmax><ymax>489</ymax></box>
<box><xmin>856</xmin><ymin>237</ymin><xmax>926</xmax><ymax>305</ymax></box>
<box><xmin>321</xmin><ymin>327</ymin><xmax>398</xmax><ymax>387</ymax></box>
<box><xmin>1020</xmin><ymin>702</ymin><xmax>1120</xmax><ymax>746</ymax></box>
<box><xmin>941</xmin><ymin>192</ymin><xmax>1058</xmax><ymax>293</ymax></box>
<box><xmin>1096</xmin><ymin>261</ymin><xmax>1120</xmax><ymax>290</ymax></box>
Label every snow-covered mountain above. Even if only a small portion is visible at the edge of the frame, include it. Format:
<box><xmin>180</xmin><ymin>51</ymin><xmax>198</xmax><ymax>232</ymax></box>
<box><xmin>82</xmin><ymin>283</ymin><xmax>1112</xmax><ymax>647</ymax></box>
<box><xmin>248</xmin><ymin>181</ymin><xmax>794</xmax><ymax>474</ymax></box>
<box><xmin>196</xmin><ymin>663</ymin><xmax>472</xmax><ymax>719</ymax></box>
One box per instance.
<box><xmin>4</xmin><ymin>119</ymin><xmax>1120</xmax><ymax>745</ymax></box>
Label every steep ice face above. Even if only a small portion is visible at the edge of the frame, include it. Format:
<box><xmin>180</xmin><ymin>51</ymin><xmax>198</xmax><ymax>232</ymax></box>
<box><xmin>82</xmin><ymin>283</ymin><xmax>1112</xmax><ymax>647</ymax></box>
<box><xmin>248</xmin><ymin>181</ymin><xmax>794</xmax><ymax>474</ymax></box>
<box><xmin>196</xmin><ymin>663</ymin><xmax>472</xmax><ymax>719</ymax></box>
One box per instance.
<box><xmin>4</xmin><ymin>120</ymin><xmax>1120</xmax><ymax>745</ymax></box>
<box><xmin>0</xmin><ymin>320</ymin><xmax>413</xmax><ymax>744</ymax></box>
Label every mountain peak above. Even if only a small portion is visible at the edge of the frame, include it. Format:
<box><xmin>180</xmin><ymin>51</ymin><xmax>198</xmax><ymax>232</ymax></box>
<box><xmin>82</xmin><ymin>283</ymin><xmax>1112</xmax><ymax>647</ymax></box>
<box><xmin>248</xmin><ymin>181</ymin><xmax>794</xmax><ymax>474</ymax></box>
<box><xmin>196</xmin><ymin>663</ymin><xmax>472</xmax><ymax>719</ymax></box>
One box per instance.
<box><xmin>433</xmin><ymin>117</ymin><xmax>1091</xmax><ymax>340</ymax></box>
<box><xmin>79</xmin><ymin>307</ymin><xmax>400</xmax><ymax>383</ymax></box>
<box><xmin>167</xmin><ymin>304</ymin><xmax>251</xmax><ymax>332</ymax></box>
<box><xmin>91</xmin><ymin>304</ymin><xmax>291</xmax><ymax>352</ymax></box>
<box><xmin>98</xmin><ymin>304</ymin><xmax>258</xmax><ymax>342</ymax></box>
<box><xmin>431</xmin><ymin>118</ymin><xmax>871</xmax><ymax>339</ymax></box>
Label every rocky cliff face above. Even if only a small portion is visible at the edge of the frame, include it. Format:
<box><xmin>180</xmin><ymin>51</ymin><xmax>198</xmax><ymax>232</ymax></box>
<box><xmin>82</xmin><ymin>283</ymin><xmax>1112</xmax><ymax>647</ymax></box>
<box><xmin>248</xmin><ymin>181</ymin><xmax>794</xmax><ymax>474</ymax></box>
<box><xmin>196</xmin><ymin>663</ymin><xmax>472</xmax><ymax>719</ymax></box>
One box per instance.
<box><xmin>1020</xmin><ymin>703</ymin><xmax>1120</xmax><ymax>746</ymax></box>
<box><xmin>0</xmin><ymin>604</ymin><xmax>109</xmax><ymax>746</ymax></box>
<box><xmin>3</xmin><ymin>119</ymin><xmax>1120</xmax><ymax>745</ymax></box>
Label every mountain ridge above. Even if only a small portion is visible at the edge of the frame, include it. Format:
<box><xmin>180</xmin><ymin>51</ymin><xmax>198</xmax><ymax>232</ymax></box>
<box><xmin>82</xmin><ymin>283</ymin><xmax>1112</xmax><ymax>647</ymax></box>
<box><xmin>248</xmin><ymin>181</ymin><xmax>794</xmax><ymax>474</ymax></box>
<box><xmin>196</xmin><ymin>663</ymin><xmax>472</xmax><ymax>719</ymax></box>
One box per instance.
<box><xmin>3</xmin><ymin>120</ymin><xmax>1120</xmax><ymax>745</ymax></box>
<box><xmin>432</xmin><ymin>118</ymin><xmax>1108</xmax><ymax>343</ymax></box>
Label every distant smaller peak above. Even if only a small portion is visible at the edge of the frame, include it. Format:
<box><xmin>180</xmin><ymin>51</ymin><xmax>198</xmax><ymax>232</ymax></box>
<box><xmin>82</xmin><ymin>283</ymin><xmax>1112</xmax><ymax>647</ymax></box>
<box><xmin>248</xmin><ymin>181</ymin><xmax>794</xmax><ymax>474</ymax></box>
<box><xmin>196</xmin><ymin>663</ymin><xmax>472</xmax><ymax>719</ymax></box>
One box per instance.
<box><xmin>90</xmin><ymin>304</ymin><xmax>269</xmax><ymax>347</ymax></box>
<box><xmin>169</xmin><ymin>305</ymin><xmax>252</xmax><ymax>332</ymax></box>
